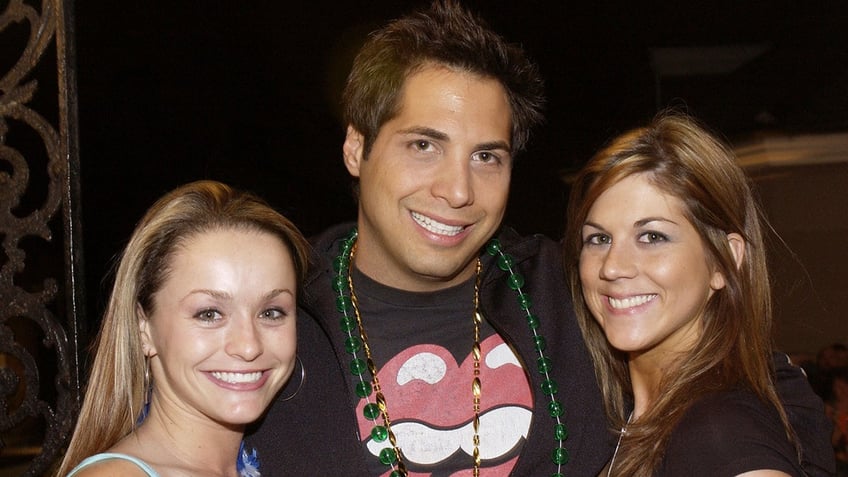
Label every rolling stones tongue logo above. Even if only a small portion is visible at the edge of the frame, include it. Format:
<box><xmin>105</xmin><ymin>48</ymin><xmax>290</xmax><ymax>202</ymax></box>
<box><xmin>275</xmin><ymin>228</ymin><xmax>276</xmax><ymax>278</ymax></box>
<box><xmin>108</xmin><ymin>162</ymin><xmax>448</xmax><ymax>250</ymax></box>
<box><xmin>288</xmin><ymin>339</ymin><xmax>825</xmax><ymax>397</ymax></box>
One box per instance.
<box><xmin>356</xmin><ymin>334</ymin><xmax>532</xmax><ymax>476</ymax></box>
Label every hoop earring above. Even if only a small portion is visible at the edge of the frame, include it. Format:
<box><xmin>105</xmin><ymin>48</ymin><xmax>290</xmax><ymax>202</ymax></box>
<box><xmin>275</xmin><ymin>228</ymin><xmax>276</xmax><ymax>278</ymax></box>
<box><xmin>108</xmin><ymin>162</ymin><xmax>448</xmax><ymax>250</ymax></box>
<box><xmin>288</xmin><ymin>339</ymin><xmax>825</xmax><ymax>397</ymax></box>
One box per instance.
<box><xmin>142</xmin><ymin>355</ymin><xmax>151</xmax><ymax>403</ymax></box>
<box><xmin>280</xmin><ymin>356</ymin><xmax>305</xmax><ymax>402</ymax></box>
<box><xmin>137</xmin><ymin>354</ymin><xmax>152</xmax><ymax>425</ymax></box>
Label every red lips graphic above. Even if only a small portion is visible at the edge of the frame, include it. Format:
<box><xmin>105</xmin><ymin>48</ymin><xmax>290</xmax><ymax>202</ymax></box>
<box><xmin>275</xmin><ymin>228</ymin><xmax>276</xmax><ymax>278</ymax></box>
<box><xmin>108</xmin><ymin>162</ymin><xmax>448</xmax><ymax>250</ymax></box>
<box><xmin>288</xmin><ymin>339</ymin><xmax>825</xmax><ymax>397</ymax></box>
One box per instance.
<box><xmin>356</xmin><ymin>335</ymin><xmax>532</xmax><ymax>475</ymax></box>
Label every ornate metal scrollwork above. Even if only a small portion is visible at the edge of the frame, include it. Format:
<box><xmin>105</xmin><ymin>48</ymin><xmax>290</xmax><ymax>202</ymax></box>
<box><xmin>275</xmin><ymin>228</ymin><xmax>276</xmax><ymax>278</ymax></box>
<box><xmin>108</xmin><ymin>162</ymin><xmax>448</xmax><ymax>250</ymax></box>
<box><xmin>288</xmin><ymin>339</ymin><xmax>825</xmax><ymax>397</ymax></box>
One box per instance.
<box><xmin>1</xmin><ymin>0</ymin><xmax>84</xmax><ymax>475</ymax></box>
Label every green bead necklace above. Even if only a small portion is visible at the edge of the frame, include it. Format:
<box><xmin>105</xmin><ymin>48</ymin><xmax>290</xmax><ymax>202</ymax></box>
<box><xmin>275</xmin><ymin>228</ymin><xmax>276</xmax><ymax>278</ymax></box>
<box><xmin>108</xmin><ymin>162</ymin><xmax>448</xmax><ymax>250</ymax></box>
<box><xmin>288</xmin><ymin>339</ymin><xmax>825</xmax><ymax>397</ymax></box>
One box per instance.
<box><xmin>333</xmin><ymin>229</ymin><xmax>569</xmax><ymax>476</ymax></box>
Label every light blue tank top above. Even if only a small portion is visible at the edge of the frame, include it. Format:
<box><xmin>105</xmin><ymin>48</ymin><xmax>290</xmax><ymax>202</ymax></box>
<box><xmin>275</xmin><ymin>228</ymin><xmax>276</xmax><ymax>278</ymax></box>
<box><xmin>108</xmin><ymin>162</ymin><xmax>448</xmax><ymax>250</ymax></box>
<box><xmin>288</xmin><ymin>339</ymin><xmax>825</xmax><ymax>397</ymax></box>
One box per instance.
<box><xmin>66</xmin><ymin>452</ymin><xmax>160</xmax><ymax>476</ymax></box>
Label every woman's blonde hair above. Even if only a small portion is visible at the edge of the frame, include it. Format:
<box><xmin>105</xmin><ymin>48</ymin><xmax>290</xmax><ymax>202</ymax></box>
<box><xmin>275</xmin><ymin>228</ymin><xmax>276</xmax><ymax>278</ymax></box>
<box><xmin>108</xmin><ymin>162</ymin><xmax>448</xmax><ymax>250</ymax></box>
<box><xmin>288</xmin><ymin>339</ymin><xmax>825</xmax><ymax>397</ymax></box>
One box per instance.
<box><xmin>56</xmin><ymin>180</ymin><xmax>309</xmax><ymax>476</ymax></box>
<box><xmin>564</xmin><ymin>112</ymin><xmax>797</xmax><ymax>476</ymax></box>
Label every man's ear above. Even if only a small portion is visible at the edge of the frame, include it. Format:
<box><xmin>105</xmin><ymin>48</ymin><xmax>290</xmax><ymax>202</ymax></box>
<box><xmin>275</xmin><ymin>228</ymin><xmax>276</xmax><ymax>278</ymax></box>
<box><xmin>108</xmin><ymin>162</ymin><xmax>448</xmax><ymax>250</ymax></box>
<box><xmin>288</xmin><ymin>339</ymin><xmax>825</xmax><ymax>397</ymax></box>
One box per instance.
<box><xmin>138</xmin><ymin>304</ymin><xmax>157</xmax><ymax>357</ymax></box>
<box><xmin>342</xmin><ymin>125</ymin><xmax>364</xmax><ymax>178</ymax></box>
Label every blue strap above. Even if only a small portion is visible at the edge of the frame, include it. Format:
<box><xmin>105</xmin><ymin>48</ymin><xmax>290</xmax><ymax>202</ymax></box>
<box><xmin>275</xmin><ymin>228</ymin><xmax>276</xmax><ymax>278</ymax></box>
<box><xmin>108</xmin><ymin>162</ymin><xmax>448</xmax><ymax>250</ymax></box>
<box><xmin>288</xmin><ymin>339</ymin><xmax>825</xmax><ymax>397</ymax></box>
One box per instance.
<box><xmin>66</xmin><ymin>452</ymin><xmax>160</xmax><ymax>476</ymax></box>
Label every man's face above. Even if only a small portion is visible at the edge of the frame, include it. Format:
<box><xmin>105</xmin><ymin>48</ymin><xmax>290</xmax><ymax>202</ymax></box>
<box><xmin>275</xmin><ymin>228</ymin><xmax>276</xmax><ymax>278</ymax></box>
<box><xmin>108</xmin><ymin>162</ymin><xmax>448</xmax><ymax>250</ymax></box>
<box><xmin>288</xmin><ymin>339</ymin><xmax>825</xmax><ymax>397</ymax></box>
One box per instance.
<box><xmin>343</xmin><ymin>65</ymin><xmax>512</xmax><ymax>292</ymax></box>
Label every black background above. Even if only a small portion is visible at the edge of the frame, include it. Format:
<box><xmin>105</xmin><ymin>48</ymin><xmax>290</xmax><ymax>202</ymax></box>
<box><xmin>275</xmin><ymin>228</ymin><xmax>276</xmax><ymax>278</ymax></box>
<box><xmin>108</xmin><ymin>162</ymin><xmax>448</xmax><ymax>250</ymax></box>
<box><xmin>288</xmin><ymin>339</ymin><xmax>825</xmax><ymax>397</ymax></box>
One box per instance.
<box><xmin>73</xmin><ymin>1</ymin><xmax>848</xmax><ymax>320</ymax></box>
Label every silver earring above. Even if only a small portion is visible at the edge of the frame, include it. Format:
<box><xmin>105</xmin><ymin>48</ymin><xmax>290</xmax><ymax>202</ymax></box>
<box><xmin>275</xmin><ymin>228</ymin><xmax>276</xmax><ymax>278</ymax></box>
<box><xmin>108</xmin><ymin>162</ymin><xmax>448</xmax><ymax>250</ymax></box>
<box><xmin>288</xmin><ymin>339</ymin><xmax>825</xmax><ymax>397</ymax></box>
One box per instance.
<box><xmin>136</xmin><ymin>354</ymin><xmax>153</xmax><ymax>425</ymax></box>
<box><xmin>143</xmin><ymin>354</ymin><xmax>152</xmax><ymax>405</ymax></box>
<box><xmin>280</xmin><ymin>356</ymin><xmax>305</xmax><ymax>402</ymax></box>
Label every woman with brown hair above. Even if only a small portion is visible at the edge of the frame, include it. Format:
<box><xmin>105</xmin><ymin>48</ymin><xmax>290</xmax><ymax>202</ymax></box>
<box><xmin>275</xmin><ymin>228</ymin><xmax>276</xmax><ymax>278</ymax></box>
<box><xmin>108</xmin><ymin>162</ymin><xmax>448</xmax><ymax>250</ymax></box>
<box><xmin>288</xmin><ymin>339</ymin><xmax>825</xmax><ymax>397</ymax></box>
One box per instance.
<box><xmin>564</xmin><ymin>112</ymin><xmax>823</xmax><ymax>476</ymax></box>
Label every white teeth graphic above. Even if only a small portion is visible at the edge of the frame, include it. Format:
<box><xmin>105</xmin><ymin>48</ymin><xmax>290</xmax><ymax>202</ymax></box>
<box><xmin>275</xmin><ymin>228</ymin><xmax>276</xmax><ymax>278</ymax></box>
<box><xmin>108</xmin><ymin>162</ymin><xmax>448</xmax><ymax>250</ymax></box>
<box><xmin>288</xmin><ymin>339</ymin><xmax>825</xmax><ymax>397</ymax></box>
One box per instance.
<box><xmin>365</xmin><ymin>406</ymin><xmax>530</xmax><ymax>464</ymax></box>
<box><xmin>211</xmin><ymin>371</ymin><xmax>262</xmax><ymax>384</ymax></box>
<box><xmin>412</xmin><ymin>212</ymin><xmax>464</xmax><ymax>236</ymax></box>
<box><xmin>608</xmin><ymin>294</ymin><xmax>656</xmax><ymax>309</ymax></box>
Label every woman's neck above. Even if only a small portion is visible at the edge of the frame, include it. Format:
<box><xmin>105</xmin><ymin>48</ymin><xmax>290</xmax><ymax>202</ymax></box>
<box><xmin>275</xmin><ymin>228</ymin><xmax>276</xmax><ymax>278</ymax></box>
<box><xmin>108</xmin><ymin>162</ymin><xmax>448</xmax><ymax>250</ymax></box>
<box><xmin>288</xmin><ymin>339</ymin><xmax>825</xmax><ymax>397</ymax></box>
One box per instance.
<box><xmin>114</xmin><ymin>400</ymin><xmax>244</xmax><ymax>476</ymax></box>
<box><xmin>627</xmin><ymin>349</ymin><xmax>681</xmax><ymax>419</ymax></box>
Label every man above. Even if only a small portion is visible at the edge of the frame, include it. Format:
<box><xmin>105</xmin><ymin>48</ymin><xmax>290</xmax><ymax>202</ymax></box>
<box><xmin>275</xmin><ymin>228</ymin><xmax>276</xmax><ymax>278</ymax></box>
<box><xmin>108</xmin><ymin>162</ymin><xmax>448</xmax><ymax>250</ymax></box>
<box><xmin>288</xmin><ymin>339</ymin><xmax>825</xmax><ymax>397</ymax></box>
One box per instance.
<box><xmin>248</xmin><ymin>2</ymin><xmax>833</xmax><ymax>476</ymax></box>
<box><xmin>249</xmin><ymin>2</ymin><xmax>608</xmax><ymax>475</ymax></box>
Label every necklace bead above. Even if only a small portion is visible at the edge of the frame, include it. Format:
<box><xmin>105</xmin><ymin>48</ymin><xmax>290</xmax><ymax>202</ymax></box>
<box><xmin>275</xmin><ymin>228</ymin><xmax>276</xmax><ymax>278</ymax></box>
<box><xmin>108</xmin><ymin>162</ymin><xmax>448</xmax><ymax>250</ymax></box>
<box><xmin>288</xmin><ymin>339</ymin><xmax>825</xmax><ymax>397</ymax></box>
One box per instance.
<box><xmin>334</xmin><ymin>230</ymin><xmax>569</xmax><ymax>475</ymax></box>
<box><xmin>485</xmin><ymin>238</ymin><xmax>569</xmax><ymax>474</ymax></box>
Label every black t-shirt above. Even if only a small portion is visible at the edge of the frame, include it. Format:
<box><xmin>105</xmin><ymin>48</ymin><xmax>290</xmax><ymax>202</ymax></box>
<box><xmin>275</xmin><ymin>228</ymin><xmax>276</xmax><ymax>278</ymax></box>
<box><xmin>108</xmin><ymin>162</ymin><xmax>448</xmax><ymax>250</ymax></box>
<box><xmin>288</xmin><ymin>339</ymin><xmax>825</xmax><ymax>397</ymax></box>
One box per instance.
<box><xmin>348</xmin><ymin>267</ymin><xmax>533</xmax><ymax>476</ymax></box>
<box><xmin>659</xmin><ymin>388</ymin><xmax>806</xmax><ymax>476</ymax></box>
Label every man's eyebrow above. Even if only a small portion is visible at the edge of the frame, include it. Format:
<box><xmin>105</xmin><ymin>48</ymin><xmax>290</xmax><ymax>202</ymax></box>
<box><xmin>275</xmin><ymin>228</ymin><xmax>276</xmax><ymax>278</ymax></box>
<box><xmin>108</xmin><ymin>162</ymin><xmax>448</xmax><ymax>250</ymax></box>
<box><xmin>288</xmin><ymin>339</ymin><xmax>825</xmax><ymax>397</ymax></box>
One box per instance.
<box><xmin>398</xmin><ymin>126</ymin><xmax>449</xmax><ymax>141</ymax></box>
<box><xmin>476</xmin><ymin>140</ymin><xmax>511</xmax><ymax>152</ymax></box>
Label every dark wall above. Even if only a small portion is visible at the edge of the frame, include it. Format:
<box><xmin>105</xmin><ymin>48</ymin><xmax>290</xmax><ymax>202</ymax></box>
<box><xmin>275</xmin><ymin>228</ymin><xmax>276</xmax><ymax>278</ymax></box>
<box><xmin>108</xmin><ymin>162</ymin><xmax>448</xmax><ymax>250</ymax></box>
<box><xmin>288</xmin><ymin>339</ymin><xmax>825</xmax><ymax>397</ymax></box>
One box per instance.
<box><xmin>73</xmin><ymin>1</ymin><xmax>848</xmax><ymax>350</ymax></box>
<box><xmin>751</xmin><ymin>161</ymin><xmax>848</xmax><ymax>353</ymax></box>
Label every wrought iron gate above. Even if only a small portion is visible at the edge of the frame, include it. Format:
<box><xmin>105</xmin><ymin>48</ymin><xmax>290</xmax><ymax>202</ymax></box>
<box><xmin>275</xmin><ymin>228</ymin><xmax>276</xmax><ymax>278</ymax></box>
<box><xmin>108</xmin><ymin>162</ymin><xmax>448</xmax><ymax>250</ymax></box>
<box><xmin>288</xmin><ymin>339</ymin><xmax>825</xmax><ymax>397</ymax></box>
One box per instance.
<box><xmin>0</xmin><ymin>0</ymin><xmax>85</xmax><ymax>475</ymax></box>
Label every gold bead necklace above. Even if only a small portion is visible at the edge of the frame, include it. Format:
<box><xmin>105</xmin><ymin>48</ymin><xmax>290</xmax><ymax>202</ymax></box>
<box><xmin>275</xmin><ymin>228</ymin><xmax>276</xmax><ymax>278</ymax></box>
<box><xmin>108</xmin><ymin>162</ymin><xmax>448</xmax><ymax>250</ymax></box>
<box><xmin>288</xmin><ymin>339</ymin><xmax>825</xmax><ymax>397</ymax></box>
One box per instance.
<box><xmin>333</xmin><ymin>229</ymin><xmax>569</xmax><ymax>476</ymax></box>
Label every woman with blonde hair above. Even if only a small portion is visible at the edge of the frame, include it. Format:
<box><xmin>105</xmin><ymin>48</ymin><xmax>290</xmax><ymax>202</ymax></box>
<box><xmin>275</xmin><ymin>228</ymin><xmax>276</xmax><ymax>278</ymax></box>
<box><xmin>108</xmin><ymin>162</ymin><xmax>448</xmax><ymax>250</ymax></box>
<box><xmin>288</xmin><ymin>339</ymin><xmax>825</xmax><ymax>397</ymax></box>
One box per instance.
<box><xmin>564</xmin><ymin>112</ymin><xmax>829</xmax><ymax>476</ymax></box>
<box><xmin>57</xmin><ymin>180</ymin><xmax>309</xmax><ymax>476</ymax></box>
